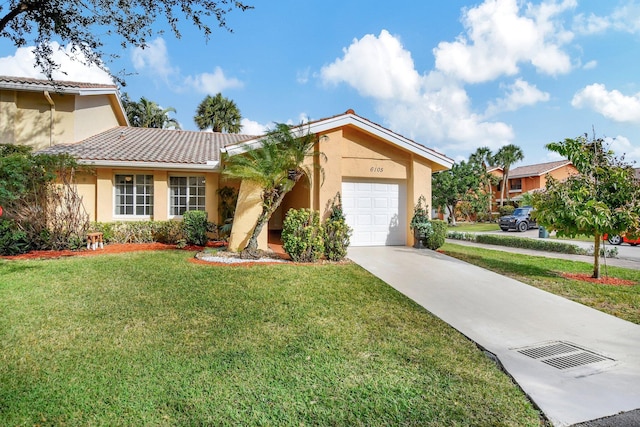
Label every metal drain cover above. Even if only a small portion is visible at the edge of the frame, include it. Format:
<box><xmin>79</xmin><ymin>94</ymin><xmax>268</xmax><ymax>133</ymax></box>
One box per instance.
<box><xmin>514</xmin><ymin>341</ymin><xmax>614</xmax><ymax>370</ymax></box>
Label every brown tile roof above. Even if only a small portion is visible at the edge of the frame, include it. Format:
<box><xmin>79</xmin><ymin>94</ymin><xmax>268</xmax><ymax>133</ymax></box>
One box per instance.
<box><xmin>0</xmin><ymin>75</ymin><xmax>117</xmax><ymax>90</ymax></box>
<box><xmin>38</xmin><ymin>127</ymin><xmax>256</xmax><ymax>166</ymax></box>
<box><xmin>509</xmin><ymin>160</ymin><xmax>572</xmax><ymax>178</ymax></box>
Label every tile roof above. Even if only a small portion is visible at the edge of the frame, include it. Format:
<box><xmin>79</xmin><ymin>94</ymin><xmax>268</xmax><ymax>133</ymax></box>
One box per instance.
<box><xmin>509</xmin><ymin>160</ymin><xmax>572</xmax><ymax>178</ymax></box>
<box><xmin>0</xmin><ymin>75</ymin><xmax>117</xmax><ymax>90</ymax></box>
<box><xmin>38</xmin><ymin>127</ymin><xmax>256</xmax><ymax>166</ymax></box>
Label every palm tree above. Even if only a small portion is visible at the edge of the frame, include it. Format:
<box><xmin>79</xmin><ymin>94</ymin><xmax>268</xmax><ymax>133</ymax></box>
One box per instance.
<box><xmin>194</xmin><ymin>93</ymin><xmax>242</xmax><ymax>133</ymax></box>
<box><xmin>469</xmin><ymin>146</ymin><xmax>496</xmax><ymax>215</ymax></box>
<box><xmin>494</xmin><ymin>144</ymin><xmax>524</xmax><ymax>207</ymax></box>
<box><xmin>222</xmin><ymin>123</ymin><xmax>324</xmax><ymax>256</ymax></box>
<box><xmin>122</xmin><ymin>94</ymin><xmax>180</xmax><ymax>129</ymax></box>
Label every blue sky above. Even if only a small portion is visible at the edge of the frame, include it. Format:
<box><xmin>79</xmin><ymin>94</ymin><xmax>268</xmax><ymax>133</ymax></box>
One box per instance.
<box><xmin>1</xmin><ymin>0</ymin><xmax>640</xmax><ymax>166</ymax></box>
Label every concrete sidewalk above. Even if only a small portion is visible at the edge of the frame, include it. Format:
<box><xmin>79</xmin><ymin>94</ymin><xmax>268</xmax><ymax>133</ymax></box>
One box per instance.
<box><xmin>348</xmin><ymin>246</ymin><xmax>640</xmax><ymax>427</ymax></box>
<box><xmin>446</xmin><ymin>238</ymin><xmax>640</xmax><ymax>270</ymax></box>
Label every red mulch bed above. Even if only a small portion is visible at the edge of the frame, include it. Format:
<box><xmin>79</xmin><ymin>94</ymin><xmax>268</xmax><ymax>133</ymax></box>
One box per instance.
<box><xmin>1</xmin><ymin>241</ymin><xmax>226</xmax><ymax>261</ymax></box>
<box><xmin>561</xmin><ymin>272</ymin><xmax>637</xmax><ymax>286</ymax></box>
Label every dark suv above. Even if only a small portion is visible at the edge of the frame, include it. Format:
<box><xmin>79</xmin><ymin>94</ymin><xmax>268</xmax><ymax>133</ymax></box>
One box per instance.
<box><xmin>499</xmin><ymin>206</ymin><xmax>537</xmax><ymax>232</ymax></box>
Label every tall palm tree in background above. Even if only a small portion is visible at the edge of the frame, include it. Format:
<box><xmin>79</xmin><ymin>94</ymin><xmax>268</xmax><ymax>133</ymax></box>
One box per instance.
<box><xmin>122</xmin><ymin>94</ymin><xmax>180</xmax><ymax>129</ymax></box>
<box><xmin>222</xmin><ymin>123</ymin><xmax>324</xmax><ymax>256</ymax></box>
<box><xmin>494</xmin><ymin>144</ymin><xmax>524</xmax><ymax>207</ymax></box>
<box><xmin>469</xmin><ymin>146</ymin><xmax>496</xmax><ymax>214</ymax></box>
<box><xmin>194</xmin><ymin>93</ymin><xmax>242</xmax><ymax>133</ymax></box>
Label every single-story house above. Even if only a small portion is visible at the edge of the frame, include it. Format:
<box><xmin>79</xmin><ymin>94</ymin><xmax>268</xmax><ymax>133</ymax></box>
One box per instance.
<box><xmin>4</xmin><ymin>76</ymin><xmax>454</xmax><ymax>251</ymax></box>
<box><xmin>40</xmin><ymin>111</ymin><xmax>453</xmax><ymax>250</ymax></box>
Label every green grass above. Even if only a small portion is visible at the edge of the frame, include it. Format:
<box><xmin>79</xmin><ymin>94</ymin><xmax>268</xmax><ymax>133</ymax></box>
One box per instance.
<box><xmin>0</xmin><ymin>251</ymin><xmax>542</xmax><ymax>426</ymax></box>
<box><xmin>448</xmin><ymin>222</ymin><xmax>500</xmax><ymax>232</ymax></box>
<box><xmin>441</xmin><ymin>243</ymin><xmax>640</xmax><ymax>324</ymax></box>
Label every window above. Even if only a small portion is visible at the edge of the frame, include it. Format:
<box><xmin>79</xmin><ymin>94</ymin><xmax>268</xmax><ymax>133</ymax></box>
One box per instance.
<box><xmin>115</xmin><ymin>174</ymin><xmax>153</xmax><ymax>216</ymax></box>
<box><xmin>510</xmin><ymin>179</ymin><xmax>522</xmax><ymax>191</ymax></box>
<box><xmin>170</xmin><ymin>176</ymin><xmax>206</xmax><ymax>215</ymax></box>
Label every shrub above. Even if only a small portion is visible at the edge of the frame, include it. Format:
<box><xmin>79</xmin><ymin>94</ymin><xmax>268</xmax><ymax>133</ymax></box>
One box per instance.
<box><xmin>323</xmin><ymin>193</ymin><xmax>351</xmax><ymax>261</ymax></box>
<box><xmin>152</xmin><ymin>221</ymin><xmax>185</xmax><ymax>244</ymax></box>
<box><xmin>182</xmin><ymin>210</ymin><xmax>212</xmax><ymax>246</ymax></box>
<box><xmin>282</xmin><ymin>208</ymin><xmax>324</xmax><ymax>262</ymax></box>
<box><xmin>499</xmin><ymin>205</ymin><xmax>515</xmax><ymax>216</ymax></box>
<box><xmin>424</xmin><ymin>220</ymin><xmax>447</xmax><ymax>250</ymax></box>
<box><xmin>0</xmin><ymin>218</ymin><xmax>31</xmax><ymax>255</ymax></box>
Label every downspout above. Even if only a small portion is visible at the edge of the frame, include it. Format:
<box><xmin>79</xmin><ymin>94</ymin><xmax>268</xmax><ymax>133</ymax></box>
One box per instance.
<box><xmin>43</xmin><ymin>91</ymin><xmax>55</xmax><ymax>146</ymax></box>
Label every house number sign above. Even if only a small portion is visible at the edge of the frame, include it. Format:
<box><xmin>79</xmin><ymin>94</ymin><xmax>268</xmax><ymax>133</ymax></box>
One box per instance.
<box><xmin>370</xmin><ymin>166</ymin><xmax>384</xmax><ymax>173</ymax></box>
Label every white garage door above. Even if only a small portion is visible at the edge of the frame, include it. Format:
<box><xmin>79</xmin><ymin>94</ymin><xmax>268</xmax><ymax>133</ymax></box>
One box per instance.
<box><xmin>341</xmin><ymin>181</ymin><xmax>406</xmax><ymax>246</ymax></box>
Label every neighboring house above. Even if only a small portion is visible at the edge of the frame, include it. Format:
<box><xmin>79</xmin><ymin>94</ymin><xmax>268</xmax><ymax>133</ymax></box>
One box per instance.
<box><xmin>0</xmin><ymin>76</ymin><xmax>128</xmax><ymax>150</ymax></box>
<box><xmin>489</xmin><ymin>160</ymin><xmax>578</xmax><ymax>208</ymax></box>
<box><xmin>6</xmin><ymin>77</ymin><xmax>453</xmax><ymax>250</ymax></box>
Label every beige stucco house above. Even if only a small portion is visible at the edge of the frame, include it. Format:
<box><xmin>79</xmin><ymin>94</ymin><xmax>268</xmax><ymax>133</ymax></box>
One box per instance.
<box><xmin>5</xmin><ymin>76</ymin><xmax>453</xmax><ymax>250</ymax></box>
<box><xmin>0</xmin><ymin>76</ymin><xmax>128</xmax><ymax>149</ymax></box>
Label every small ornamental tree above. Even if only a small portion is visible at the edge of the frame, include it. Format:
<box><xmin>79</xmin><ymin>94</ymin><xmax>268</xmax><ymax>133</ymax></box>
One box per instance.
<box><xmin>222</xmin><ymin>123</ymin><xmax>325</xmax><ymax>257</ymax></box>
<box><xmin>532</xmin><ymin>134</ymin><xmax>640</xmax><ymax>278</ymax></box>
<box><xmin>432</xmin><ymin>161</ymin><xmax>482</xmax><ymax>226</ymax></box>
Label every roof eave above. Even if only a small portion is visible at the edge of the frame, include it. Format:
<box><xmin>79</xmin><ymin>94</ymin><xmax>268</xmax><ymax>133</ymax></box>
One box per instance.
<box><xmin>79</xmin><ymin>159</ymin><xmax>220</xmax><ymax>171</ymax></box>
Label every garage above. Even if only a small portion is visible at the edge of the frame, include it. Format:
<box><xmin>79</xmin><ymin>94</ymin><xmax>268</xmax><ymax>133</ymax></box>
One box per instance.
<box><xmin>341</xmin><ymin>181</ymin><xmax>406</xmax><ymax>246</ymax></box>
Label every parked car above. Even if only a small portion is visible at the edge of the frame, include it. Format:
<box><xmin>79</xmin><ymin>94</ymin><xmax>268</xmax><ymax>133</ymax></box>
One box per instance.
<box><xmin>604</xmin><ymin>234</ymin><xmax>640</xmax><ymax>246</ymax></box>
<box><xmin>499</xmin><ymin>206</ymin><xmax>537</xmax><ymax>232</ymax></box>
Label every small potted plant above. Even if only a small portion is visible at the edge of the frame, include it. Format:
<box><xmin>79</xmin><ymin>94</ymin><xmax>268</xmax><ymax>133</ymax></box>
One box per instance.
<box><xmin>410</xmin><ymin>195</ymin><xmax>432</xmax><ymax>248</ymax></box>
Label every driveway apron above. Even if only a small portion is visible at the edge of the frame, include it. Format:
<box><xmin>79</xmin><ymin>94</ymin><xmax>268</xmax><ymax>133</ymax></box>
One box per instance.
<box><xmin>348</xmin><ymin>246</ymin><xmax>640</xmax><ymax>427</ymax></box>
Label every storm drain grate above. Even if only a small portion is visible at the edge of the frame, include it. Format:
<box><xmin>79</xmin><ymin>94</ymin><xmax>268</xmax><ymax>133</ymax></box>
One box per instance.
<box><xmin>515</xmin><ymin>341</ymin><xmax>614</xmax><ymax>370</ymax></box>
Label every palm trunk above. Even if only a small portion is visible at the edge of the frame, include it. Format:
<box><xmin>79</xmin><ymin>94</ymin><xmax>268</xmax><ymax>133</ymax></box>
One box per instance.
<box><xmin>244</xmin><ymin>188</ymin><xmax>289</xmax><ymax>256</ymax></box>
<box><xmin>592</xmin><ymin>233</ymin><xmax>601</xmax><ymax>279</ymax></box>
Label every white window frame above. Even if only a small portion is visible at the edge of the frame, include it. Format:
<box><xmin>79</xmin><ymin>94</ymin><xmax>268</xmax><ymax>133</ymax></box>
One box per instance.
<box><xmin>169</xmin><ymin>175</ymin><xmax>206</xmax><ymax>217</ymax></box>
<box><xmin>114</xmin><ymin>173</ymin><xmax>154</xmax><ymax>219</ymax></box>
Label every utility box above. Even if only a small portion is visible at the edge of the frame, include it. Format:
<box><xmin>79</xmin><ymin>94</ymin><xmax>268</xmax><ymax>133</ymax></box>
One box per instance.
<box><xmin>538</xmin><ymin>226</ymin><xmax>549</xmax><ymax>238</ymax></box>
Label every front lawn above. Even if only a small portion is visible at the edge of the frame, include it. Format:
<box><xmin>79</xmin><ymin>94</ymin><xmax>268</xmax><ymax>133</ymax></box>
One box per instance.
<box><xmin>0</xmin><ymin>251</ymin><xmax>542</xmax><ymax>426</ymax></box>
<box><xmin>448</xmin><ymin>222</ymin><xmax>500</xmax><ymax>232</ymax></box>
<box><xmin>441</xmin><ymin>243</ymin><xmax>640</xmax><ymax>324</ymax></box>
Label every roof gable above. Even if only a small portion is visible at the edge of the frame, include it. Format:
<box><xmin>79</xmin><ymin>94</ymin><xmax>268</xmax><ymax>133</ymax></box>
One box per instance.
<box><xmin>509</xmin><ymin>160</ymin><xmax>573</xmax><ymax>179</ymax></box>
<box><xmin>224</xmin><ymin>110</ymin><xmax>454</xmax><ymax>170</ymax></box>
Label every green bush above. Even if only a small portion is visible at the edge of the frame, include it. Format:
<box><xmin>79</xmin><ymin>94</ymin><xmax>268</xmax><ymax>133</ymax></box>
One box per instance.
<box><xmin>446</xmin><ymin>231</ymin><xmax>585</xmax><ymax>255</ymax></box>
<box><xmin>282</xmin><ymin>208</ymin><xmax>324</xmax><ymax>262</ymax></box>
<box><xmin>499</xmin><ymin>205</ymin><xmax>515</xmax><ymax>216</ymax></box>
<box><xmin>424</xmin><ymin>220</ymin><xmax>447</xmax><ymax>250</ymax></box>
<box><xmin>90</xmin><ymin>221</ymin><xmax>154</xmax><ymax>243</ymax></box>
<box><xmin>182</xmin><ymin>210</ymin><xmax>213</xmax><ymax>246</ymax></box>
<box><xmin>323</xmin><ymin>193</ymin><xmax>352</xmax><ymax>261</ymax></box>
<box><xmin>152</xmin><ymin>221</ymin><xmax>185</xmax><ymax>244</ymax></box>
<box><xmin>0</xmin><ymin>218</ymin><xmax>31</xmax><ymax>255</ymax></box>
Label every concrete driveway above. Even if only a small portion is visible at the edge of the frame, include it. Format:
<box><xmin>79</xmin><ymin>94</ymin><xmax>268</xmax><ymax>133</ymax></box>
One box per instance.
<box><xmin>348</xmin><ymin>246</ymin><xmax>640</xmax><ymax>427</ymax></box>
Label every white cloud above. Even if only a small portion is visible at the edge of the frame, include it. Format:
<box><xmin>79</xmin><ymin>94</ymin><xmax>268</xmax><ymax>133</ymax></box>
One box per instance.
<box><xmin>583</xmin><ymin>60</ymin><xmax>598</xmax><ymax>70</ymax></box>
<box><xmin>573</xmin><ymin>3</ymin><xmax>640</xmax><ymax>35</ymax></box>
<box><xmin>240</xmin><ymin>118</ymin><xmax>268</xmax><ymax>135</ymax></box>
<box><xmin>433</xmin><ymin>0</ymin><xmax>575</xmax><ymax>83</ymax></box>
<box><xmin>572</xmin><ymin>12</ymin><xmax>611</xmax><ymax>35</ymax></box>
<box><xmin>572</xmin><ymin>84</ymin><xmax>640</xmax><ymax>123</ymax></box>
<box><xmin>320</xmin><ymin>30</ymin><xmax>421</xmax><ymax>101</ymax></box>
<box><xmin>0</xmin><ymin>42</ymin><xmax>113</xmax><ymax>84</ymax></box>
<box><xmin>131</xmin><ymin>38</ymin><xmax>178</xmax><ymax>82</ymax></box>
<box><xmin>184</xmin><ymin>67</ymin><xmax>243</xmax><ymax>94</ymax></box>
<box><xmin>296</xmin><ymin>67</ymin><xmax>311</xmax><ymax>84</ymax></box>
<box><xmin>320</xmin><ymin>30</ymin><xmax>515</xmax><ymax>154</ymax></box>
<box><xmin>485</xmin><ymin>79</ymin><xmax>550</xmax><ymax>116</ymax></box>
<box><xmin>604</xmin><ymin>135</ymin><xmax>640</xmax><ymax>165</ymax></box>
